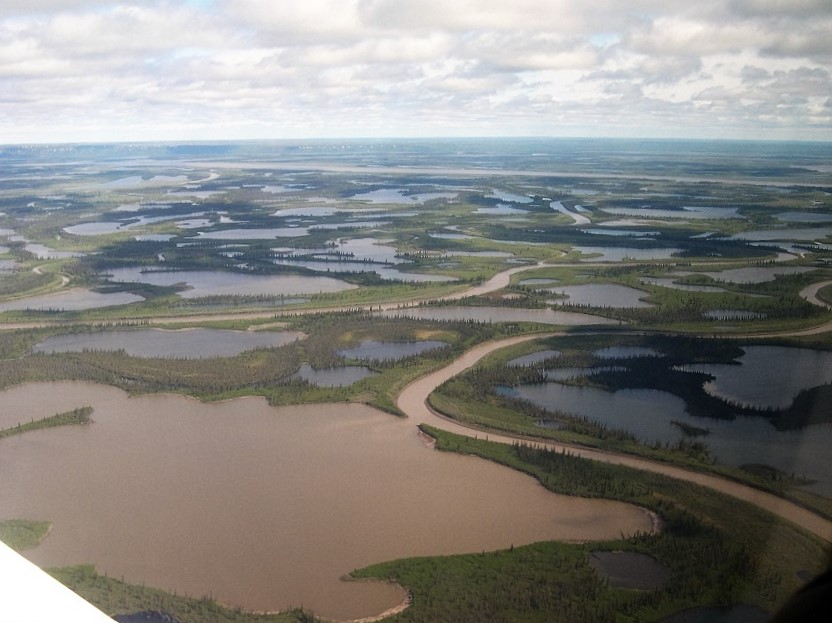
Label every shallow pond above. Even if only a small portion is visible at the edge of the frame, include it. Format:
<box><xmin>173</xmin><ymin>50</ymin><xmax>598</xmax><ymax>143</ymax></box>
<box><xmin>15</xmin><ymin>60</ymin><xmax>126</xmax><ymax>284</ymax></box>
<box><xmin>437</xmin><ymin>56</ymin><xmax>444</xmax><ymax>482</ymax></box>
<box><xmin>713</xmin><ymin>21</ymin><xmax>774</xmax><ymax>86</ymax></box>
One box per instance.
<box><xmin>191</xmin><ymin>227</ymin><xmax>310</xmax><ymax>240</ymax></box>
<box><xmin>640</xmin><ymin>276</ymin><xmax>728</xmax><ymax>293</ymax></box>
<box><xmin>660</xmin><ymin>604</ymin><xmax>769</xmax><ymax>623</ymax></box>
<box><xmin>272</xmin><ymin>258</ymin><xmax>456</xmax><ymax>282</ymax></box>
<box><xmin>682</xmin><ymin>346</ymin><xmax>832</xmax><ymax>410</ymax></box>
<box><xmin>104</xmin><ymin>267</ymin><xmax>355</xmax><ymax>298</ymax></box>
<box><xmin>376</xmin><ymin>306</ymin><xmax>616</xmax><ymax>326</ymax></box>
<box><xmin>775</xmin><ymin>212</ymin><xmax>832</xmax><ymax>224</ymax></box>
<box><xmin>488</xmin><ymin>189</ymin><xmax>533</xmax><ymax>203</ymax></box>
<box><xmin>582</xmin><ymin>228</ymin><xmax>660</xmax><ymax>237</ymax></box>
<box><xmin>589</xmin><ymin>551</ymin><xmax>670</xmax><ymax>590</ymax></box>
<box><xmin>349</xmin><ymin>189</ymin><xmax>418</xmax><ymax>204</ymax></box>
<box><xmin>507</xmin><ymin>349</ymin><xmax>562</xmax><ymax>367</ymax></box>
<box><xmin>277</xmin><ymin>237</ymin><xmax>400</xmax><ymax>264</ymax></box>
<box><xmin>291</xmin><ymin>362</ymin><xmax>377</xmax><ymax>386</ymax></box>
<box><xmin>500</xmin><ymin>376</ymin><xmax>832</xmax><ymax>497</ymax></box>
<box><xmin>0</xmin><ymin>288</ymin><xmax>144</xmax><ymax>313</ymax></box>
<box><xmin>699</xmin><ymin>265</ymin><xmax>813</xmax><ymax>283</ymax></box>
<box><xmin>33</xmin><ymin>329</ymin><xmax>304</xmax><ymax>358</ymax></box>
<box><xmin>310</xmin><ymin>220</ymin><xmax>391</xmax><ymax>231</ymax></box>
<box><xmin>593</xmin><ymin>346</ymin><xmax>661</xmax><ymax>359</ymax></box>
<box><xmin>337</xmin><ymin>340</ymin><xmax>449</xmax><ymax>361</ymax></box>
<box><xmin>573</xmin><ymin>246</ymin><xmax>683</xmax><ymax>262</ymax></box>
<box><xmin>728</xmin><ymin>227</ymin><xmax>832</xmax><ymax>243</ymax></box>
<box><xmin>601</xmin><ymin>206</ymin><xmax>742</xmax><ymax>220</ymax></box>
<box><xmin>24</xmin><ymin>243</ymin><xmax>85</xmax><ymax>260</ymax></box>
<box><xmin>518</xmin><ymin>278</ymin><xmax>559</xmax><ymax>286</ymax></box>
<box><xmin>0</xmin><ymin>382</ymin><xmax>650</xmax><ymax>620</ymax></box>
<box><xmin>549</xmin><ymin>284</ymin><xmax>653</xmax><ymax>308</ymax></box>
<box><xmin>63</xmin><ymin>221</ymin><xmax>130</xmax><ymax>235</ymax></box>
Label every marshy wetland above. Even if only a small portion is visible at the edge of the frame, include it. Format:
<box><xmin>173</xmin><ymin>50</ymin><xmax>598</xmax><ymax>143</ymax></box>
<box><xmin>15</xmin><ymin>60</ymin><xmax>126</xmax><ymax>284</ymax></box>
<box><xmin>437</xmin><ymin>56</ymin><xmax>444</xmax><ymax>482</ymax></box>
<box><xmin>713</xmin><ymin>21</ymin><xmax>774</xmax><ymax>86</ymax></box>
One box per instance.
<box><xmin>1</xmin><ymin>138</ymin><xmax>832</xmax><ymax>622</ymax></box>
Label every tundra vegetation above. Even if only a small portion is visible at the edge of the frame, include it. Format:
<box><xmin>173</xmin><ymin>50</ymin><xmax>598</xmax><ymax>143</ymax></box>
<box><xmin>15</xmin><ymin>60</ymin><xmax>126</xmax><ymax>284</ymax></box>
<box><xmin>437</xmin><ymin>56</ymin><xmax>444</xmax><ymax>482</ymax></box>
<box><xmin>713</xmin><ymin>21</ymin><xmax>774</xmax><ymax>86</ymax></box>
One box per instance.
<box><xmin>1</xmin><ymin>140</ymin><xmax>831</xmax><ymax>621</ymax></box>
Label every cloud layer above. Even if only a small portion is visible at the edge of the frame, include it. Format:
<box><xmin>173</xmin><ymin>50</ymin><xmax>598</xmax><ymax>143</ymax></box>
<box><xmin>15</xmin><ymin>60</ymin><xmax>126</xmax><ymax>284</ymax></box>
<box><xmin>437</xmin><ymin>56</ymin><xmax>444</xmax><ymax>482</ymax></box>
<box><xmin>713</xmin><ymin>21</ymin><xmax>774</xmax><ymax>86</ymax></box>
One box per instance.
<box><xmin>1</xmin><ymin>0</ymin><xmax>830</xmax><ymax>142</ymax></box>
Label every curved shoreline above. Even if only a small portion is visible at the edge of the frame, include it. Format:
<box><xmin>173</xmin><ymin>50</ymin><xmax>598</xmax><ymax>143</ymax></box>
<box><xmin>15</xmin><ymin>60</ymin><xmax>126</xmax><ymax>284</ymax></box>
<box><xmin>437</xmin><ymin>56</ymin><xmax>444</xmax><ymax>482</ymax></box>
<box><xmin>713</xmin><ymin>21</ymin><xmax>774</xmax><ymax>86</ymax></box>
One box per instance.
<box><xmin>800</xmin><ymin>279</ymin><xmax>832</xmax><ymax>309</ymax></box>
<box><xmin>396</xmin><ymin>333</ymin><xmax>832</xmax><ymax>543</ymax></box>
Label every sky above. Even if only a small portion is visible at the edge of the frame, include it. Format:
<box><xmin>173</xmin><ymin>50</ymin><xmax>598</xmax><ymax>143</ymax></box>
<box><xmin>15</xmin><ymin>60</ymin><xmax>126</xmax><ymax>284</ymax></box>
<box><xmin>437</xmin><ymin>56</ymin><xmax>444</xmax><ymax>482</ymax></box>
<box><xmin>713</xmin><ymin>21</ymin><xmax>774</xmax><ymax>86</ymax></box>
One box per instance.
<box><xmin>0</xmin><ymin>0</ymin><xmax>831</xmax><ymax>144</ymax></box>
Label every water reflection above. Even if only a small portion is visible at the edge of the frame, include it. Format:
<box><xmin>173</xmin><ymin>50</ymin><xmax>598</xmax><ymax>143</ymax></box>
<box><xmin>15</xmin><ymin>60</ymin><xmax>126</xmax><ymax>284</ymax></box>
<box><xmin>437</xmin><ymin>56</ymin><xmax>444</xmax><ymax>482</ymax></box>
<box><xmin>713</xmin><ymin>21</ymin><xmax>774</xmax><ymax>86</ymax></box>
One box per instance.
<box><xmin>502</xmin><ymin>370</ymin><xmax>832</xmax><ymax>497</ymax></box>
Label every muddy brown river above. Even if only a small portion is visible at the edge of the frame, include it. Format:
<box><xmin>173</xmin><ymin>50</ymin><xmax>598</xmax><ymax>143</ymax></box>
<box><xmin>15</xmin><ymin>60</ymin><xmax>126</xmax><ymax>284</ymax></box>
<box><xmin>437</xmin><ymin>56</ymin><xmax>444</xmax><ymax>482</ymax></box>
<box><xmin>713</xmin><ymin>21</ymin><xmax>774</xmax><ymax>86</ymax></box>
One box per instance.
<box><xmin>0</xmin><ymin>382</ymin><xmax>652</xmax><ymax>620</ymax></box>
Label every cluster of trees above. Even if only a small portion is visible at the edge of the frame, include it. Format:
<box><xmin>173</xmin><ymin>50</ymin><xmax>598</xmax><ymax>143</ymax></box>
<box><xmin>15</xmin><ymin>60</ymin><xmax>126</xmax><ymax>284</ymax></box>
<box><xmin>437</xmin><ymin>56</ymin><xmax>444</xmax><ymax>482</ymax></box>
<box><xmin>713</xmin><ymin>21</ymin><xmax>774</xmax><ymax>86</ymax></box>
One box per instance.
<box><xmin>349</xmin><ymin>427</ymin><xmax>827</xmax><ymax>623</ymax></box>
<box><xmin>0</xmin><ymin>406</ymin><xmax>92</xmax><ymax>439</ymax></box>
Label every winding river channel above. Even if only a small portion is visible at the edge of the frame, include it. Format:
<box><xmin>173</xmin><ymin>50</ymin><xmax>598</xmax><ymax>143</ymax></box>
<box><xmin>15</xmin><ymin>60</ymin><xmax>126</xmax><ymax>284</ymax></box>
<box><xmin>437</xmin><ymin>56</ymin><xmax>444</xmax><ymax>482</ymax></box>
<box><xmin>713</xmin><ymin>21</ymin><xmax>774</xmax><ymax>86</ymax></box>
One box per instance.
<box><xmin>4</xmin><ymin>263</ymin><xmax>832</xmax><ymax>621</ymax></box>
<box><xmin>397</xmin><ymin>333</ymin><xmax>832</xmax><ymax>542</ymax></box>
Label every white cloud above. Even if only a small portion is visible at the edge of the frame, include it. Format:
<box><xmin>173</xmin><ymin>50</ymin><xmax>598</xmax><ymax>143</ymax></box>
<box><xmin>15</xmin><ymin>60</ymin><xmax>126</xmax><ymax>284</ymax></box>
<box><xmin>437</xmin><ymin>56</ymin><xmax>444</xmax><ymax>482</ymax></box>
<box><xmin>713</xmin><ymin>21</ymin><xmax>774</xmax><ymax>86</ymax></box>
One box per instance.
<box><xmin>0</xmin><ymin>0</ymin><xmax>829</xmax><ymax>142</ymax></box>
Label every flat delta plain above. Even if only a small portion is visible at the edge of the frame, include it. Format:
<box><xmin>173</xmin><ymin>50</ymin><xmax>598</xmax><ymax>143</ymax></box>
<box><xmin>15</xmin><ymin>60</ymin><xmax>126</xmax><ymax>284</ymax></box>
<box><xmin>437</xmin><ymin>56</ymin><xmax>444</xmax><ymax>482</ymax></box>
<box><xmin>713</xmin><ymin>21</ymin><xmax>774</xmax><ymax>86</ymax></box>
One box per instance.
<box><xmin>1</xmin><ymin>138</ymin><xmax>832</xmax><ymax>623</ymax></box>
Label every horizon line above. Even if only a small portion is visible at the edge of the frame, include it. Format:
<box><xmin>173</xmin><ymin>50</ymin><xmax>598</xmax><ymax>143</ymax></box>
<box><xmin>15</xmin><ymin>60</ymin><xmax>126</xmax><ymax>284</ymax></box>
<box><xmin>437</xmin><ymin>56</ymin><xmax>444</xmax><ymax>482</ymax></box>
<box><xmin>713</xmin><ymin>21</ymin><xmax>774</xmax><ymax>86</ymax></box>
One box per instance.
<box><xmin>3</xmin><ymin>135</ymin><xmax>832</xmax><ymax>148</ymax></box>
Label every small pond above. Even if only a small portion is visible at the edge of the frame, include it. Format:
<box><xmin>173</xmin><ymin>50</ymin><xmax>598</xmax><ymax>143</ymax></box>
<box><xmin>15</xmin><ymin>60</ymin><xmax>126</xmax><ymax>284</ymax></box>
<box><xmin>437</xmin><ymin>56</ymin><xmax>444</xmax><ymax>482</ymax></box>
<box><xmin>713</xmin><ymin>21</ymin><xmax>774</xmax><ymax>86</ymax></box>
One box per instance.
<box><xmin>104</xmin><ymin>267</ymin><xmax>356</xmax><ymax>297</ymax></box>
<box><xmin>349</xmin><ymin>189</ymin><xmax>418</xmax><ymax>204</ymax></box>
<box><xmin>33</xmin><ymin>329</ymin><xmax>304</xmax><ymax>358</ymax></box>
<box><xmin>549</xmin><ymin>284</ymin><xmax>653</xmax><ymax>308</ymax></box>
<box><xmin>429</xmin><ymin>232</ymin><xmax>476</xmax><ymax>240</ymax></box>
<box><xmin>518</xmin><ymin>278</ymin><xmax>559</xmax><ymax>286</ymax></box>
<box><xmin>272</xmin><ymin>258</ymin><xmax>456</xmax><ymax>283</ymax></box>
<box><xmin>377</xmin><ymin>306</ymin><xmax>616</xmax><ymax>326</ymax></box>
<box><xmin>488</xmin><ymin>189</ymin><xmax>533</xmax><ymax>203</ymax></box>
<box><xmin>728</xmin><ymin>227</ymin><xmax>832</xmax><ymax>243</ymax></box>
<box><xmin>682</xmin><ymin>346</ymin><xmax>832</xmax><ymax>410</ymax></box>
<box><xmin>589</xmin><ymin>551</ymin><xmax>670</xmax><ymax>590</ymax></box>
<box><xmin>699</xmin><ymin>266</ymin><xmax>813</xmax><ymax>283</ymax></box>
<box><xmin>191</xmin><ymin>227</ymin><xmax>310</xmax><ymax>240</ymax></box>
<box><xmin>500</xmin><ymin>368</ymin><xmax>832</xmax><ymax>496</ymax></box>
<box><xmin>776</xmin><ymin>212</ymin><xmax>832</xmax><ymax>224</ymax></box>
<box><xmin>660</xmin><ymin>604</ymin><xmax>769</xmax><ymax>623</ymax></box>
<box><xmin>593</xmin><ymin>346</ymin><xmax>661</xmax><ymax>359</ymax></box>
<box><xmin>310</xmin><ymin>220</ymin><xmax>391</xmax><ymax>230</ymax></box>
<box><xmin>573</xmin><ymin>246</ymin><xmax>682</xmax><ymax>262</ymax></box>
<box><xmin>337</xmin><ymin>340</ymin><xmax>449</xmax><ymax>361</ymax></box>
<box><xmin>24</xmin><ymin>243</ymin><xmax>84</xmax><ymax>259</ymax></box>
<box><xmin>507</xmin><ymin>349</ymin><xmax>562</xmax><ymax>367</ymax></box>
<box><xmin>641</xmin><ymin>277</ymin><xmax>728</xmax><ymax>293</ymax></box>
<box><xmin>0</xmin><ymin>289</ymin><xmax>144</xmax><ymax>313</ymax></box>
<box><xmin>291</xmin><ymin>362</ymin><xmax>377</xmax><ymax>387</ymax></box>
<box><xmin>601</xmin><ymin>206</ymin><xmax>742</xmax><ymax>220</ymax></box>
<box><xmin>64</xmin><ymin>221</ymin><xmax>131</xmax><ymax>236</ymax></box>
<box><xmin>582</xmin><ymin>228</ymin><xmax>660</xmax><ymax>237</ymax></box>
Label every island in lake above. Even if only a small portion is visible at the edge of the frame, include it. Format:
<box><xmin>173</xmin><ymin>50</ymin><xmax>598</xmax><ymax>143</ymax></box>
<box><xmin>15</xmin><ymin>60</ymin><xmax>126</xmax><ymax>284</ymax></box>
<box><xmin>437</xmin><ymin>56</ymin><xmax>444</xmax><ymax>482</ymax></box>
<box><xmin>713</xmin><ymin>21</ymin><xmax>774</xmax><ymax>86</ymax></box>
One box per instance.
<box><xmin>1</xmin><ymin>138</ymin><xmax>831</xmax><ymax>623</ymax></box>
